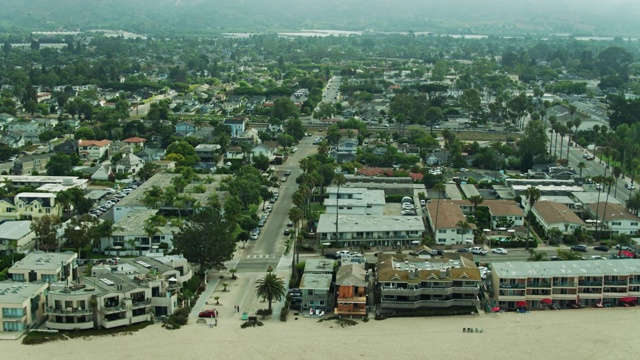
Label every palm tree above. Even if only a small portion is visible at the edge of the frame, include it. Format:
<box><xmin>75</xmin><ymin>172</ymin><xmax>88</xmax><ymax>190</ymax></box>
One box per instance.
<box><xmin>289</xmin><ymin>207</ymin><xmax>303</xmax><ymax>264</ymax></box>
<box><xmin>565</xmin><ymin>119</ymin><xmax>574</xmax><ymax>161</ymax></box>
<box><xmin>333</xmin><ymin>173</ymin><xmax>346</xmax><ymax>243</ymax></box>
<box><xmin>558</xmin><ymin>125</ymin><xmax>567</xmax><ymax>161</ymax></box>
<box><xmin>456</xmin><ymin>220</ymin><xmax>471</xmax><ymax>245</ymax></box>
<box><xmin>255</xmin><ymin>272</ymin><xmax>286</xmax><ymax>311</ymax></box>
<box><xmin>433</xmin><ymin>182</ymin><xmax>446</xmax><ymax>238</ymax></box>
<box><xmin>547</xmin><ymin>228</ymin><xmax>563</xmax><ymax>245</ymax></box>
<box><xmin>599</xmin><ymin>176</ymin><xmax>616</xmax><ymax>238</ymax></box>
<box><xmin>625</xmin><ymin>190</ymin><xmax>640</xmax><ymax>215</ymax></box>
<box><xmin>548</xmin><ymin>116</ymin><xmax>557</xmax><ymax>154</ymax></box>
<box><xmin>523</xmin><ymin>186</ymin><xmax>541</xmax><ymax>250</ymax></box>
<box><xmin>468</xmin><ymin>195</ymin><xmax>484</xmax><ymax>220</ymax></box>
<box><xmin>557</xmin><ymin>249</ymin><xmax>583</xmax><ymax>260</ymax></box>
<box><xmin>527</xmin><ymin>249</ymin><xmax>548</xmax><ymax>262</ymax></box>
<box><xmin>577</xmin><ymin>161</ymin><xmax>586</xmax><ymax>178</ymax></box>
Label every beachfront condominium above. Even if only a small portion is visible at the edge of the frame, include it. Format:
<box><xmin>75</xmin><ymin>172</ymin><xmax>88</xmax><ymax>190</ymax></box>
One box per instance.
<box><xmin>376</xmin><ymin>254</ymin><xmax>481</xmax><ymax>315</ymax></box>
<box><xmin>0</xmin><ymin>282</ymin><xmax>48</xmax><ymax>339</ymax></box>
<box><xmin>9</xmin><ymin>251</ymin><xmax>78</xmax><ymax>284</ymax></box>
<box><xmin>492</xmin><ymin>260</ymin><xmax>640</xmax><ymax>310</ymax></box>
<box><xmin>335</xmin><ymin>263</ymin><xmax>369</xmax><ymax>318</ymax></box>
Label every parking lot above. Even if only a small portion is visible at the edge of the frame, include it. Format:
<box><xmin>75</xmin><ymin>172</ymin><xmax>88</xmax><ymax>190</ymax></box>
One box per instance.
<box><xmin>89</xmin><ymin>182</ymin><xmax>141</xmax><ymax>219</ymax></box>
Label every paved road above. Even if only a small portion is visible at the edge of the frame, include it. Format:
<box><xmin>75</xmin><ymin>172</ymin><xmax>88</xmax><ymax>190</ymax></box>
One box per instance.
<box><xmin>322</xmin><ymin>76</ymin><xmax>341</xmax><ymax>104</ymax></box>
<box><xmin>232</xmin><ymin>136</ymin><xmax>317</xmax><ymax>272</ymax></box>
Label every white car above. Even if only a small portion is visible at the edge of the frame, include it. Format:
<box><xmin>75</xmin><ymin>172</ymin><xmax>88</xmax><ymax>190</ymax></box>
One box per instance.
<box><xmin>595</xmin><ymin>183</ymin><xmax>603</xmax><ymax>190</ymax></box>
<box><xmin>492</xmin><ymin>248</ymin><xmax>508</xmax><ymax>255</ymax></box>
<box><xmin>250</xmin><ymin>233</ymin><xmax>258</xmax><ymax>240</ymax></box>
<box><xmin>625</xmin><ymin>183</ymin><xmax>635</xmax><ymax>190</ymax></box>
<box><xmin>460</xmin><ymin>168</ymin><xmax>468</xmax><ymax>172</ymax></box>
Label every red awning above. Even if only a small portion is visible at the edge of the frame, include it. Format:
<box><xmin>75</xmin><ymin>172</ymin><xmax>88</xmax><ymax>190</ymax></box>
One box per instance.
<box><xmin>516</xmin><ymin>301</ymin><xmax>527</xmax><ymax>307</ymax></box>
<box><xmin>620</xmin><ymin>297</ymin><xmax>637</xmax><ymax>303</ymax></box>
<box><xmin>541</xmin><ymin>298</ymin><xmax>552</xmax><ymax>304</ymax></box>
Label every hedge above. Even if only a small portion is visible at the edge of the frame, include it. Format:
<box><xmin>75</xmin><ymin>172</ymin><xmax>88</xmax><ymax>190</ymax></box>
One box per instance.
<box><xmin>490</xmin><ymin>239</ymin><xmax>538</xmax><ymax>248</ymax></box>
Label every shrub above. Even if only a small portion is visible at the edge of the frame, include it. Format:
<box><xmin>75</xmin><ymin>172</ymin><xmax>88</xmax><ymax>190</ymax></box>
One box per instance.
<box><xmin>490</xmin><ymin>238</ymin><xmax>538</xmax><ymax>249</ymax></box>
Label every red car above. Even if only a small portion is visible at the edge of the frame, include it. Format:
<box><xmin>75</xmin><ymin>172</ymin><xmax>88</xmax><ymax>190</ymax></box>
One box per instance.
<box><xmin>199</xmin><ymin>309</ymin><xmax>217</xmax><ymax>318</ymax></box>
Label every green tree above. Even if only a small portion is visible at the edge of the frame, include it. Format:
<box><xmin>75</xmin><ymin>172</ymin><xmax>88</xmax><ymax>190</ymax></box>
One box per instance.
<box><xmin>255</xmin><ymin>272</ymin><xmax>286</xmax><ymax>311</ymax></box>
<box><xmin>46</xmin><ymin>154</ymin><xmax>75</xmax><ymax>176</ymax></box>
<box><xmin>138</xmin><ymin>162</ymin><xmax>159</xmax><ymax>182</ymax></box>
<box><xmin>30</xmin><ymin>215</ymin><xmax>62</xmax><ymax>252</ymax></box>
<box><xmin>523</xmin><ymin>186</ymin><xmax>541</xmax><ymax>250</ymax></box>
<box><xmin>166</xmin><ymin>141</ymin><xmax>199</xmax><ymax>167</ymax></box>
<box><xmin>468</xmin><ymin>195</ymin><xmax>484</xmax><ymax>220</ymax></box>
<box><xmin>64</xmin><ymin>215</ymin><xmax>100</xmax><ymax>257</ymax></box>
<box><xmin>74</xmin><ymin>127</ymin><xmax>95</xmax><ymax>140</ymax></box>
<box><xmin>271</xmin><ymin>97</ymin><xmax>299</xmax><ymax>122</ymax></box>
<box><xmin>172</xmin><ymin>204</ymin><xmax>235</xmax><ymax>275</ymax></box>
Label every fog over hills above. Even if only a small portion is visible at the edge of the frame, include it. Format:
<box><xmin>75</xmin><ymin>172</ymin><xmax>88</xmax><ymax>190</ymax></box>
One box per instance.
<box><xmin>2</xmin><ymin>0</ymin><xmax>640</xmax><ymax>36</ymax></box>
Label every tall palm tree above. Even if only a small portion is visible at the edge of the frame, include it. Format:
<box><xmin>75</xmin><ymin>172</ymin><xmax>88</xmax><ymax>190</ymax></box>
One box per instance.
<box><xmin>288</xmin><ymin>207</ymin><xmax>303</xmax><ymax>264</ymax></box>
<box><xmin>433</xmin><ymin>182</ymin><xmax>446</xmax><ymax>238</ymax></box>
<box><xmin>565</xmin><ymin>119</ymin><xmax>574</xmax><ymax>161</ymax></box>
<box><xmin>552</xmin><ymin>121</ymin><xmax>562</xmax><ymax>158</ymax></box>
<box><xmin>523</xmin><ymin>186</ymin><xmax>541</xmax><ymax>250</ymax></box>
<box><xmin>468</xmin><ymin>195</ymin><xmax>484</xmax><ymax>220</ymax></box>
<box><xmin>255</xmin><ymin>272</ymin><xmax>286</xmax><ymax>311</ymax></box>
<box><xmin>548</xmin><ymin>116</ymin><xmax>557</xmax><ymax>154</ymax></box>
<box><xmin>625</xmin><ymin>190</ymin><xmax>640</xmax><ymax>216</ymax></box>
<box><xmin>456</xmin><ymin>220</ymin><xmax>471</xmax><ymax>245</ymax></box>
<box><xmin>577</xmin><ymin>161</ymin><xmax>586</xmax><ymax>178</ymax></box>
<box><xmin>558</xmin><ymin>125</ymin><xmax>567</xmax><ymax>161</ymax></box>
<box><xmin>333</xmin><ymin>173</ymin><xmax>346</xmax><ymax>243</ymax></box>
<box><xmin>599</xmin><ymin>176</ymin><xmax>616</xmax><ymax>239</ymax></box>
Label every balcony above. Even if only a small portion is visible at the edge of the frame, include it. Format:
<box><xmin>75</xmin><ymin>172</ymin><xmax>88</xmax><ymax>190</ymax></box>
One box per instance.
<box><xmin>578</xmin><ymin>281</ymin><xmax>603</xmax><ymax>287</ymax></box>
<box><xmin>45</xmin><ymin>320</ymin><xmax>93</xmax><ymax>331</ymax></box>
<box><xmin>131</xmin><ymin>299</ymin><xmax>152</xmax><ymax>308</ymax></box>
<box><xmin>335</xmin><ymin>305</ymin><xmax>367</xmax><ymax>316</ymax></box>
<box><xmin>527</xmin><ymin>282</ymin><xmax>551</xmax><ymax>288</ymax></box>
<box><xmin>499</xmin><ymin>283</ymin><xmax>526</xmax><ymax>289</ymax></box>
<box><xmin>337</xmin><ymin>296</ymin><xmax>367</xmax><ymax>304</ymax></box>
<box><xmin>102</xmin><ymin>317</ymin><xmax>130</xmax><ymax>329</ymax></box>
<box><xmin>47</xmin><ymin>307</ymin><xmax>92</xmax><ymax>315</ymax></box>
<box><xmin>604</xmin><ymin>280</ymin><xmax>628</xmax><ymax>286</ymax></box>
<box><xmin>381</xmin><ymin>298</ymin><xmax>479</xmax><ymax>309</ymax></box>
<box><xmin>130</xmin><ymin>314</ymin><xmax>151</xmax><ymax>324</ymax></box>
<box><xmin>552</xmin><ymin>282</ymin><xmax>576</xmax><ymax>287</ymax></box>
<box><xmin>381</xmin><ymin>286</ymin><xmax>478</xmax><ymax>296</ymax></box>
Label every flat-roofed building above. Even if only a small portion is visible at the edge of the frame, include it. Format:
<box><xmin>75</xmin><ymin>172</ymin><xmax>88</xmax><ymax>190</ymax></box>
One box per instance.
<box><xmin>9</xmin><ymin>251</ymin><xmax>78</xmax><ymax>283</ymax></box>
<box><xmin>324</xmin><ymin>187</ymin><xmax>385</xmax><ymax>215</ymax></box>
<box><xmin>0</xmin><ymin>221</ymin><xmax>36</xmax><ymax>256</ymax></box>
<box><xmin>316</xmin><ymin>214</ymin><xmax>425</xmax><ymax>248</ymax></box>
<box><xmin>102</xmin><ymin>208</ymin><xmax>179</xmax><ymax>254</ymax></box>
<box><xmin>492</xmin><ymin>260</ymin><xmax>640</xmax><ymax>310</ymax></box>
<box><xmin>377</xmin><ymin>254</ymin><xmax>481</xmax><ymax>314</ymax></box>
<box><xmin>299</xmin><ymin>273</ymin><xmax>333</xmax><ymax>312</ymax></box>
<box><xmin>0</xmin><ymin>282</ymin><xmax>48</xmax><ymax>338</ymax></box>
<box><xmin>0</xmin><ymin>175</ymin><xmax>87</xmax><ymax>192</ymax></box>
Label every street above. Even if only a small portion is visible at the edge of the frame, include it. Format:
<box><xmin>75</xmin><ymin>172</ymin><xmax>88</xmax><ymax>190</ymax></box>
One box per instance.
<box><xmin>231</xmin><ymin>135</ymin><xmax>317</xmax><ymax>272</ymax></box>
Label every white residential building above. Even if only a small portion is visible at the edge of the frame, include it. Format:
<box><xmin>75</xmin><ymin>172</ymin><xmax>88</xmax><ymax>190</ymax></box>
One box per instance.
<box><xmin>102</xmin><ymin>209</ymin><xmax>178</xmax><ymax>254</ymax></box>
<box><xmin>324</xmin><ymin>187</ymin><xmax>385</xmax><ymax>216</ymax></box>
<box><xmin>316</xmin><ymin>214</ymin><xmax>425</xmax><ymax>248</ymax></box>
<box><xmin>586</xmin><ymin>202</ymin><xmax>639</xmax><ymax>236</ymax></box>
<box><xmin>79</xmin><ymin>140</ymin><xmax>111</xmax><ymax>161</ymax></box>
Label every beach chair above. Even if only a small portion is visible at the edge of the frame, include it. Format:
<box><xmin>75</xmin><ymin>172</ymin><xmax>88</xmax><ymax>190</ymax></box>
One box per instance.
<box><xmin>318</xmin><ymin>310</ymin><xmax>325</xmax><ymax>317</ymax></box>
<box><xmin>241</xmin><ymin>312</ymin><xmax>248</xmax><ymax>321</ymax></box>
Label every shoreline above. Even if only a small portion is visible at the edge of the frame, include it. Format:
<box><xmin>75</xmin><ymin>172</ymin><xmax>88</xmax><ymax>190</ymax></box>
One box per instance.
<box><xmin>2</xmin><ymin>307</ymin><xmax>639</xmax><ymax>359</ymax></box>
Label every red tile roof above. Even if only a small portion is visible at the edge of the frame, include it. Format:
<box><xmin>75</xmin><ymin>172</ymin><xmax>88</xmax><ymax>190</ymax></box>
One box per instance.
<box><xmin>356</xmin><ymin>167</ymin><xmax>394</xmax><ymax>177</ymax></box>
<box><xmin>123</xmin><ymin>137</ymin><xmax>147</xmax><ymax>143</ymax></box>
<box><xmin>409</xmin><ymin>173</ymin><xmax>424</xmax><ymax>181</ymax></box>
<box><xmin>79</xmin><ymin>140</ymin><xmax>111</xmax><ymax>147</ymax></box>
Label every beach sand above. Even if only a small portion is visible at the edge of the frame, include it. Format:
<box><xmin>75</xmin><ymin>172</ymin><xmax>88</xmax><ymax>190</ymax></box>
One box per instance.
<box><xmin>2</xmin><ymin>307</ymin><xmax>639</xmax><ymax>360</ymax></box>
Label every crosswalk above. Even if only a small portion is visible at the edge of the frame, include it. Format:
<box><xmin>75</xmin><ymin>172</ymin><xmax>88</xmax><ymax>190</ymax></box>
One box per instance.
<box><xmin>245</xmin><ymin>254</ymin><xmax>276</xmax><ymax>259</ymax></box>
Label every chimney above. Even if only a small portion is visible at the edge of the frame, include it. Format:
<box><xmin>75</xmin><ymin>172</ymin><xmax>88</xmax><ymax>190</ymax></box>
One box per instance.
<box><xmin>439</xmin><ymin>270</ymin><xmax>447</xmax><ymax>279</ymax></box>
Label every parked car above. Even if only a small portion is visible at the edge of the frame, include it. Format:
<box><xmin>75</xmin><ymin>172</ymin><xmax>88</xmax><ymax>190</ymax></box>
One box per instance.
<box><xmin>198</xmin><ymin>309</ymin><xmax>217</xmax><ymax>318</ymax></box>
<box><xmin>491</xmin><ymin>248</ymin><xmax>508</xmax><ymax>254</ymax></box>
<box><xmin>470</xmin><ymin>247</ymin><xmax>488</xmax><ymax>255</ymax></box>
<box><xmin>615</xmin><ymin>245</ymin><xmax>636</xmax><ymax>252</ymax></box>
<box><xmin>287</xmin><ymin>220</ymin><xmax>293</xmax><ymax>227</ymax></box>
<box><xmin>595</xmin><ymin>183</ymin><xmax>603</xmax><ymax>190</ymax></box>
<box><xmin>250</xmin><ymin>233</ymin><xmax>258</xmax><ymax>240</ymax></box>
<box><xmin>625</xmin><ymin>183</ymin><xmax>636</xmax><ymax>190</ymax></box>
<box><xmin>258</xmin><ymin>220</ymin><xmax>265</xmax><ymax>227</ymax></box>
<box><xmin>325</xmin><ymin>252</ymin><xmax>340</xmax><ymax>260</ymax></box>
<box><xmin>284</xmin><ymin>229</ymin><xmax>291</xmax><ymax>236</ymax></box>
<box><xmin>280</xmin><ymin>177</ymin><xmax>287</xmax><ymax>182</ymax></box>
<box><xmin>285</xmin><ymin>170</ymin><xmax>291</xmax><ymax>176</ymax></box>
<box><xmin>590</xmin><ymin>255</ymin><xmax>607</xmax><ymax>260</ymax></box>
<box><xmin>571</xmin><ymin>244</ymin><xmax>588</xmax><ymax>252</ymax></box>
<box><xmin>593</xmin><ymin>245</ymin><xmax>610</xmax><ymax>252</ymax></box>
<box><xmin>456</xmin><ymin>248</ymin><xmax>470</xmax><ymax>253</ymax></box>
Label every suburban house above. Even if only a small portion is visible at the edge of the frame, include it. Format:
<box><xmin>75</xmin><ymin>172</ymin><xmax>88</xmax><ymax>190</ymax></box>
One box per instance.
<box><xmin>91</xmin><ymin>164</ymin><xmax>114</xmax><ymax>181</ymax></box>
<box><xmin>101</xmin><ymin>209</ymin><xmax>178</xmax><ymax>254</ymax></box>
<box><xmin>425</xmin><ymin>149</ymin><xmax>449</xmax><ymax>166</ymax></box>
<box><xmin>324</xmin><ymin>187</ymin><xmax>385</xmax><ymax>216</ymax></box>
<box><xmin>174</xmin><ymin>122</ymin><xmax>197</xmax><ymax>136</ymax></box>
<box><xmin>0</xmin><ymin>134</ymin><xmax>24</xmax><ymax>148</ymax></box>
<box><xmin>331</xmin><ymin>138</ymin><xmax>358</xmax><ymax>164</ymax></box>
<box><xmin>531</xmin><ymin>201</ymin><xmax>586</xmax><ymax>235</ymax></box>
<box><xmin>115</xmin><ymin>153</ymin><xmax>144</xmax><ymax>175</ymax></box>
<box><xmin>136</xmin><ymin>148</ymin><xmax>165</xmax><ymax>162</ymax></box>
<box><xmin>0</xmin><ymin>192</ymin><xmax>63</xmax><ymax>221</ymax></box>
<box><xmin>12</xmin><ymin>153</ymin><xmax>52</xmax><ymax>175</ymax></box>
<box><xmin>110</xmin><ymin>141</ymin><xmax>133</xmax><ymax>155</ymax></box>
<box><xmin>0</xmin><ymin>282</ymin><xmax>48</xmax><ymax>337</ymax></box>
<box><xmin>251</xmin><ymin>141</ymin><xmax>278</xmax><ymax>161</ymax></box>
<box><xmin>194</xmin><ymin>144</ymin><xmax>222</xmax><ymax>162</ymax></box>
<box><xmin>335</xmin><ymin>263</ymin><xmax>368</xmax><ymax>318</ymax></box>
<box><xmin>7</xmin><ymin>120</ymin><xmax>45</xmax><ymax>142</ymax></box>
<box><xmin>377</xmin><ymin>254</ymin><xmax>481</xmax><ymax>314</ymax></box>
<box><xmin>79</xmin><ymin>140</ymin><xmax>111</xmax><ymax>161</ymax></box>
<box><xmin>223</xmin><ymin>118</ymin><xmax>246</xmax><ymax>137</ymax></box>
<box><xmin>0</xmin><ymin>113</ymin><xmax>15</xmax><ymax>124</ymax></box>
<box><xmin>123</xmin><ymin>137</ymin><xmax>147</xmax><ymax>149</ymax></box>
<box><xmin>9</xmin><ymin>251</ymin><xmax>78</xmax><ymax>283</ymax></box>
<box><xmin>486</xmin><ymin>201</ymin><xmax>526</xmax><ymax>230</ymax></box>
<box><xmin>492</xmin><ymin>259</ymin><xmax>640</xmax><ymax>310</ymax></box>
<box><xmin>224</xmin><ymin>146</ymin><xmax>245</xmax><ymax>161</ymax></box>
<box><xmin>0</xmin><ymin>221</ymin><xmax>36</xmax><ymax>256</ymax></box>
<box><xmin>585</xmin><ymin>202</ymin><xmax>639</xmax><ymax>236</ymax></box>
<box><xmin>425</xmin><ymin>201</ymin><xmax>476</xmax><ymax>245</ymax></box>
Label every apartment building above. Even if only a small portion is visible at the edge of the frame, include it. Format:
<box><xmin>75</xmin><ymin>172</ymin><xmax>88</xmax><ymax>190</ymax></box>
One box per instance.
<box><xmin>324</xmin><ymin>187</ymin><xmax>385</xmax><ymax>216</ymax></box>
<box><xmin>9</xmin><ymin>251</ymin><xmax>78</xmax><ymax>284</ymax></box>
<box><xmin>0</xmin><ymin>193</ymin><xmax>64</xmax><ymax>221</ymax></box>
<box><xmin>316</xmin><ymin>214</ymin><xmax>425</xmax><ymax>248</ymax></box>
<box><xmin>531</xmin><ymin>201</ymin><xmax>586</xmax><ymax>235</ymax></box>
<box><xmin>0</xmin><ymin>282</ymin><xmax>48</xmax><ymax>338</ymax></box>
<box><xmin>0</xmin><ymin>221</ymin><xmax>36</xmax><ymax>256</ymax></box>
<box><xmin>377</xmin><ymin>254</ymin><xmax>481</xmax><ymax>314</ymax></box>
<box><xmin>45</xmin><ymin>259</ymin><xmax>183</xmax><ymax>330</ymax></box>
<box><xmin>425</xmin><ymin>201</ymin><xmax>476</xmax><ymax>245</ymax></box>
<box><xmin>585</xmin><ymin>202</ymin><xmax>639</xmax><ymax>236</ymax></box>
<box><xmin>492</xmin><ymin>260</ymin><xmax>640</xmax><ymax>310</ymax></box>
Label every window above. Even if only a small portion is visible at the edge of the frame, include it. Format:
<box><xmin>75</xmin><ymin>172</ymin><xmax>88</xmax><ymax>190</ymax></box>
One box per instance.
<box><xmin>2</xmin><ymin>307</ymin><xmax>24</xmax><ymax>318</ymax></box>
<box><xmin>438</xmin><ymin>238</ymin><xmax>446</xmax><ymax>243</ymax></box>
<box><xmin>11</xmin><ymin>273</ymin><xmax>25</xmax><ymax>281</ymax></box>
<box><xmin>612</xmin><ymin>222</ymin><xmax>621</xmax><ymax>226</ymax></box>
<box><xmin>438</xmin><ymin>229</ymin><xmax>446</xmax><ymax>234</ymax></box>
<box><xmin>3</xmin><ymin>321</ymin><xmax>24</xmax><ymax>332</ymax></box>
<box><xmin>631</xmin><ymin>222</ymin><xmax>638</xmax><ymax>226</ymax></box>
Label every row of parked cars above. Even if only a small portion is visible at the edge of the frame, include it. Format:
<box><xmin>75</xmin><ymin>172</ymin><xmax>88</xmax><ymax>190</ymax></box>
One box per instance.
<box><xmin>89</xmin><ymin>183</ymin><xmax>139</xmax><ymax>217</ymax></box>
<box><xmin>252</xmin><ymin>191</ymin><xmax>280</xmax><ymax>239</ymax></box>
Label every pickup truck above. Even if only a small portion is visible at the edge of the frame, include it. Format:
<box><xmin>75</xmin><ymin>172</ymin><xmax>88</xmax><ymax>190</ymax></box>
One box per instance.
<box><xmin>470</xmin><ymin>247</ymin><xmax>488</xmax><ymax>255</ymax></box>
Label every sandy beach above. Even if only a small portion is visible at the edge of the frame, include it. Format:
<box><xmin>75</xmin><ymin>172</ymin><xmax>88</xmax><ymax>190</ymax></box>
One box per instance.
<box><xmin>2</xmin><ymin>307</ymin><xmax>639</xmax><ymax>360</ymax></box>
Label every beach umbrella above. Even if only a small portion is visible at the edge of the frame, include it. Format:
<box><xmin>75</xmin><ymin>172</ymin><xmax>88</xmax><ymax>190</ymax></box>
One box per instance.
<box><xmin>620</xmin><ymin>297</ymin><xmax>636</xmax><ymax>303</ymax></box>
<box><xmin>492</xmin><ymin>306</ymin><xmax>501</xmax><ymax>312</ymax></box>
<box><xmin>541</xmin><ymin>298</ymin><xmax>552</xmax><ymax>304</ymax></box>
<box><xmin>516</xmin><ymin>301</ymin><xmax>527</xmax><ymax>307</ymax></box>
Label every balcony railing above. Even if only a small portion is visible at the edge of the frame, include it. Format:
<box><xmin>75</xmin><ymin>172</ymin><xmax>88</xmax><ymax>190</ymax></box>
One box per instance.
<box><xmin>604</xmin><ymin>281</ymin><xmax>628</xmax><ymax>286</ymax></box>
<box><xmin>47</xmin><ymin>307</ymin><xmax>92</xmax><ymax>315</ymax></box>
<box><xmin>527</xmin><ymin>282</ymin><xmax>551</xmax><ymax>288</ymax></box>
<box><xmin>499</xmin><ymin>283</ymin><xmax>526</xmax><ymax>289</ymax></box>
<box><xmin>131</xmin><ymin>299</ymin><xmax>152</xmax><ymax>308</ymax></box>
<box><xmin>381</xmin><ymin>298</ymin><xmax>479</xmax><ymax>309</ymax></box>
<box><xmin>381</xmin><ymin>287</ymin><xmax>478</xmax><ymax>296</ymax></box>
<box><xmin>578</xmin><ymin>281</ymin><xmax>603</xmax><ymax>287</ymax></box>
<box><xmin>552</xmin><ymin>282</ymin><xmax>576</xmax><ymax>287</ymax></box>
<box><xmin>102</xmin><ymin>318</ymin><xmax>129</xmax><ymax>328</ymax></box>
<box><xmin>45</xmin><ymin>320</ymin><xmax>94</xmax><ymax>331</ymax></box>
